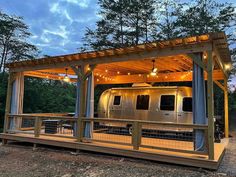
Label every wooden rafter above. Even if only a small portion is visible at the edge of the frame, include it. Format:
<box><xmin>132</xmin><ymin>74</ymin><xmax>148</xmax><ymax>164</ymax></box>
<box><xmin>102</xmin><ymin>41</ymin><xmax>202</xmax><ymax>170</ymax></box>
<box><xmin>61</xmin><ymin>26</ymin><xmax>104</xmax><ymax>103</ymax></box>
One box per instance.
<box><xmin>6</xmin><ymin>33</ymin><xmax>229</xmax><ymax>73</ymax></box>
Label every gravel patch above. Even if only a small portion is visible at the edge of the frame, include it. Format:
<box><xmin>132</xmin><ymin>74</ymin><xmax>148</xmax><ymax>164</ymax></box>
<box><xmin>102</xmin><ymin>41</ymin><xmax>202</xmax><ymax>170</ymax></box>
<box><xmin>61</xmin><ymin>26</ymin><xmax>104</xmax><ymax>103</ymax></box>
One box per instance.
<box><xmin>0</xmin><ymin>138</ymin><xmax>235</xmax><ymax>177</ymax></box>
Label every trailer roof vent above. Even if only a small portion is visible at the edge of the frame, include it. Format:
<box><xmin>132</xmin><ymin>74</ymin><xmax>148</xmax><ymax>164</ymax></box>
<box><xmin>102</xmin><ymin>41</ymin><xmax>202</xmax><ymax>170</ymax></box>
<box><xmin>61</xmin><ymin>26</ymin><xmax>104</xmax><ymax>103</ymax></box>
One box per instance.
<box><xmin>132</xmin><ymin>83</ymin><xmax>152</xmax><ymax>87</ymax></box>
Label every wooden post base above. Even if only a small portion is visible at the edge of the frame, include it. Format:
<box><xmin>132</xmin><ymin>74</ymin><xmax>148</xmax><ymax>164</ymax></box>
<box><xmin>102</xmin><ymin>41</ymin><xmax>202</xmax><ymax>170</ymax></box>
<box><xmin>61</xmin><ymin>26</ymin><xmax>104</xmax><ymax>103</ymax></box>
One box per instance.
<box><xmin>1</xmin><ymin>139</ymin><xmax>7</xmax><ymax>145</ymax></box>
<box><xmin>33</xmin><ymin>143</ymin><xmax>38</xmax><ymax>151</ymax></box>
<box><xmin>71</xmin><ymin>149</ymin><xmax>81</xmax><ymax>155</ymax></box>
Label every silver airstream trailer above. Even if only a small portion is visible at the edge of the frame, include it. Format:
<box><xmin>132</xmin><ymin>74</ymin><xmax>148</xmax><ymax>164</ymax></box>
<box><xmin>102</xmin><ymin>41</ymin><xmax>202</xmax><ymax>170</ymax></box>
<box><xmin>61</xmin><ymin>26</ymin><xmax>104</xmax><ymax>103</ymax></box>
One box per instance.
<box><xmin>97</xmin><ymin>84</ymin><xmax>193</xmax><ymax>132</ymax></box>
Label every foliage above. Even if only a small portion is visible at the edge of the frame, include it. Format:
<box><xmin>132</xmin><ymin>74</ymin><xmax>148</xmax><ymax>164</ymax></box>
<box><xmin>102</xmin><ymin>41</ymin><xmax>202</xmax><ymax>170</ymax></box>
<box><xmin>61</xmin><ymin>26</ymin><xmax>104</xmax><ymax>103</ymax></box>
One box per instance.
<box><xmin>0</xmin><ymin>11</ymin><xmax>38</xmax><ymax>73</ymax></box>
<box><xmin>23</xmin><ymin>77</ymin><xmax>76</xmax><ymax>113</ymax></box>
<box><xmin>155</xmin><ymin>0</ymin><xmax>184</xmax><ymax>40</ymax></box>
<box><xmin>0</xmin><ymin>74</ymin><xmax>78</xmax><ymax>131</ymax></box>
<box><xmin>82</xmin><ymin>0</ymin><xmax>157</xmax><ymax>51</ymax></box>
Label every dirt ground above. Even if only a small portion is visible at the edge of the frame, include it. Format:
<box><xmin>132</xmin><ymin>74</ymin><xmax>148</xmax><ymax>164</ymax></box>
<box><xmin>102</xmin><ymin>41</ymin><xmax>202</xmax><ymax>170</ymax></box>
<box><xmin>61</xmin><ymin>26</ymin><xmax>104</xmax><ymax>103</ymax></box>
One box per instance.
<box><xmin>0</xmin><ymin>132</ymin><xmax>235</xmax><ymax>177</ymax></box>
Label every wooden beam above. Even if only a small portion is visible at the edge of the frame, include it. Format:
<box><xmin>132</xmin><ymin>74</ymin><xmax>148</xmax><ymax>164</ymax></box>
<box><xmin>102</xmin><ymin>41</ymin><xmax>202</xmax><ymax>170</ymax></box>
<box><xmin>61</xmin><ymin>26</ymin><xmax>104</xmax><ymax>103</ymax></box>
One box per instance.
<box><xmin>96</xmin><ymin>70</ymin><xmax>224</xmax><ymax>84</ymax></box>
<box><xmin>187</xmin><ymin>53</ymin><xmax>206</xmax><ymax>70</ymax></box>
<box><xmin>213</xmin><ymin>43</ymin><xmax>228</xmax><ymax>78</ymax></box>
<box><xmin>207</xmin><ymin>51</ymin><xmax>215</xmax><ymax>160</ymax></box>
<box><xmin>9</xmin><ymin>42</ymin><xmax>213</xmax><ymax>72</ymax></box>
<box><xmin>71</xmin><ymin>66</ymin><xmax>83</xmax><ymax>80</ymax></box>
<box><xmin>84</xmin><ymin>64</ymin><xmax>96</xmax><ymax>80</ymax></box>
<box><xmin>224</xmin><ymin>77</ymin><xmax>229</xmax><ymax>138</ymax></box>
<box><xmin>214</xmin><ymin>80</ymin><xmax>225</xmax><ymax>91</ymax></box>
<box><xmin>24</xmin><ymin>71</ymin><xmax>67</xmax><ymax>81</ymax></box>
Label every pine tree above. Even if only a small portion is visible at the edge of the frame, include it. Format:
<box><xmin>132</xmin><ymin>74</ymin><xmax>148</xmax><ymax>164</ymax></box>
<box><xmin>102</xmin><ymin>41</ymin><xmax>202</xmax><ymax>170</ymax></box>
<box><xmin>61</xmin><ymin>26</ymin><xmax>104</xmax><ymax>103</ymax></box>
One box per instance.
<box><xmin>176</xmin><ymin>0</ymin><xmax>236</xmax><ymax>77</ymax></box>
<box><xmin>155</xmin><ymin>0</ymin><xmax>184</xmax><ymax>40</ymax></box>
<box><xmin>176</xmin><ymin>0</ymin><xmax>236</xmax><ymax>38</ymax></box>
<box><xmin>82</xmin><ymin>0</ymin><xmax>157</xmax><ymax>50</ymax></box>
<box><xmin>0</xmin><ymin>11</ymin><xmax>38</xmax><ymax>73</ymax></box>
<box><xmin>141</xmin><ymin>0</ymin><xmax>157</xmax><ymax>42</ymax></box>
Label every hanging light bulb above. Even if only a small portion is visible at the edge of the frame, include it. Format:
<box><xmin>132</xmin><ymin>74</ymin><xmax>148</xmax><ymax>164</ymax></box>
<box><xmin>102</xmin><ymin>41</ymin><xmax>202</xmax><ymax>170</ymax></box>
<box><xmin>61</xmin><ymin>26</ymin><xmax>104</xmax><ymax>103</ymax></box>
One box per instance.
<box><xmin>63</xmin><ymin>68</ymin><xmax>70</xmax><ymax>82</ymax></box>
<box><xmin>150</xmin><ymin>60</ymin><xmax>158</xmax><ymax>76</ymax></box>
<box><xmin>203</xmin><ymin>52</ymin><xmax>207</xmax><ymax>59</ymax></box>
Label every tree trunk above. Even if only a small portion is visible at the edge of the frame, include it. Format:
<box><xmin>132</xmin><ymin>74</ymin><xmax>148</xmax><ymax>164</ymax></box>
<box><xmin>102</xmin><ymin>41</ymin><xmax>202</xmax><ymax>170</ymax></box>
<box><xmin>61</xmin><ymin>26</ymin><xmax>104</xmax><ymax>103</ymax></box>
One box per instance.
<box><xmin>135</xmin><ymin>12</ymin><xmax>139</xmax><ymax>45</ymax></box>
<box><xmin>0</xmin><ymin>44</ymin><xmax>6</xmax><ymax>72</ymax></box>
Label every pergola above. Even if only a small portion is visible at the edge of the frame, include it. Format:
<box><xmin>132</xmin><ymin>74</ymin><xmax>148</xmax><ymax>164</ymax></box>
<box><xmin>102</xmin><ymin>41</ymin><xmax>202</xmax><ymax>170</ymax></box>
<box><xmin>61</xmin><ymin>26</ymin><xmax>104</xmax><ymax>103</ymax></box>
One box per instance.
<box><xmin>2</xmin><ymin>32</ymin><xmax>232</xmax><ymax>169</ymax></box>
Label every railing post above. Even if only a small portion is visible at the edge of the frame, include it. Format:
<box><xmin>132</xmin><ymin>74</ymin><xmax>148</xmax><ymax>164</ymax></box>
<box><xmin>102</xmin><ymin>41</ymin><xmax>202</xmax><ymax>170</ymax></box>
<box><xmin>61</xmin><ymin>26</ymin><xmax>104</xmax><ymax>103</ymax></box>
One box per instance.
<box><xmin>34</xmin><ymin>117</ymin><xmax>40</xmax><ymax>137</ymax></box>
<box><xmin>3</xmin><ymin>115</ymin><xmax>9</xmax><ymax>133</ymax></box>
<box><xmin>77</xmin><ymin>118</ymin><xmax>84</xmax><ymax>142</ymax></box>
<box><xmin>204</xmin><ymin>128</ymin><xmax>209</xmax><ymax>154</ymax></box>
<box><xmin>132</xmin><ymin>121</ymin><xmax>142</xmax><ymax>150</ymax></box>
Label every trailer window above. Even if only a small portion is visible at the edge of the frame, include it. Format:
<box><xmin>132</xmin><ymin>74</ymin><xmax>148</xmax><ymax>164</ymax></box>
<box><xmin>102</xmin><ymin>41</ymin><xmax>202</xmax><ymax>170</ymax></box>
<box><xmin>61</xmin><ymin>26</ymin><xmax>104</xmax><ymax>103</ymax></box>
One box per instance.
<box><xmin>136</xmin><ymin>95</ymin><xmax>149</xmax><ymax>110</ymax></box>
<box><xmin>113</xmin><ymin>96</ymin><xmax>121</xmax><ymax>105</ymax></box>
<box><xmin>160</xmin><ymin>95</ymin><xmax>175</xmax><ymax>111</ymax></box>
<box><xmin>183</xmin><ymin>97</ymin><xmax>192</xmax><ymax>112</ymax></box>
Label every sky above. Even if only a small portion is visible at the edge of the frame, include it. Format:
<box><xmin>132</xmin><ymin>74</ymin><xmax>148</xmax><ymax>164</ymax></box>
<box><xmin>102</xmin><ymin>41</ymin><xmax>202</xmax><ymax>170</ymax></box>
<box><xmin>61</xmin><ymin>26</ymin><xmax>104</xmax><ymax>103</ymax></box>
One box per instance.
<box><xmin>0</xmin><ymin>0</ymin><xmax>235</xmax><ymax>57</ymax></box>
<box><xmin>0</xmin><ymin>0</ymin><xmax>99</xmax><ymax>56</ymax></box>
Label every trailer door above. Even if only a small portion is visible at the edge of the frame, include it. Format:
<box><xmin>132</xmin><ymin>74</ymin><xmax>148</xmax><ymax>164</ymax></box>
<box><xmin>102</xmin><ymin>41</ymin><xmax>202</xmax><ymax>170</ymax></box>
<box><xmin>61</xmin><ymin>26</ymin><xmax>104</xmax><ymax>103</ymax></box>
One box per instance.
<box><xmin>159</xmin><ymin>94</ymin><xmax>177</xmax><ymax>123</ymax></box>
<box><xmin>178</xmin><ymin>97</ymin><xmax>192</xmax><ymax>124</ymax></box>
<box><xmin>109</xmin><ymin>95</ymin><xmax>122</xmax><ymax>119</ymax></box>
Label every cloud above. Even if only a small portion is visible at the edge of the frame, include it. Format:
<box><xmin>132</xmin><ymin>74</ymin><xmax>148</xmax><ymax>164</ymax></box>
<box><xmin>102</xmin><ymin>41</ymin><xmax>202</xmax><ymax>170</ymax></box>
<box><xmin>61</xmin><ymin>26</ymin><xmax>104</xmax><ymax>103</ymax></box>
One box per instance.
<box><xmin>49</xmin><ymin>2</ymin><xmax>73</xmax><ymax>23</ymax></box>
<box><xmin>0</xmin><ymin>0</ymin><xmax>100</xmax><ymax>56</ymax></box>
<box><xmin>60</xmin><ymin>0</ymin><xmax>91</xmax><ymax>8</ymax></box>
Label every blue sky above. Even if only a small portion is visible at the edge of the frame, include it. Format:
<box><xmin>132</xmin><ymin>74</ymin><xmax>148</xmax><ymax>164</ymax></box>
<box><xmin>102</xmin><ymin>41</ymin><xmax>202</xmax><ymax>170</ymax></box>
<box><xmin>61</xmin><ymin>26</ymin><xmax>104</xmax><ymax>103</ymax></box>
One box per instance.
<box><xmin>0</xmin><ymin>0</ymin><xmax>235</xmax><ymax>57</ymax></box>
<box><xmin>0</xmin><ymin>0</ymin><xmax>99</xmax><ymax>56</ymax></box>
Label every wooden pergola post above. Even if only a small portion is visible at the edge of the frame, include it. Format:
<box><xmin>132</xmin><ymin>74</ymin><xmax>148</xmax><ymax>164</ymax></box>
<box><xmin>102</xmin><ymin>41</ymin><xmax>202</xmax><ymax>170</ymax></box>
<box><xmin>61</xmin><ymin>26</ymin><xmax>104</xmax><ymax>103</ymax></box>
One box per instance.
<box><xmin>72</xmin><ymin>64</ymin><xmax>96</xmax><ymax>141</ymax></box>
<box><xmin>224</xmin><ymin>77</ymin><xmax>229</xmax><ymax>138</ymax></box>
<box><xmin>207</xmin><ymin>51</ymin><xmax>215</xmax><ymax>160</ymax></box>
<box><xmin>3</xmin><ymin>72</ymin><xmax>13</xmax><ymax>133</ymax></box>
<box><xmin>72</xmin><ymin>65</ymin><xmax>86</xmax><ymax>141</ymax></box>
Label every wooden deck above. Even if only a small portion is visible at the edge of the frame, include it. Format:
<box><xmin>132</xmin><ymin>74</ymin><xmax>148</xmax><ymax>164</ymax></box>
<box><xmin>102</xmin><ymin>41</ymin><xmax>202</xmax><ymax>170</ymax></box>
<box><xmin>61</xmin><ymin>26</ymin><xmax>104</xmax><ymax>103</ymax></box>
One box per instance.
<box><xmin>0</xmin><ymin>132</ymin><xmax>227</xmax><ymax>170</ymax></box>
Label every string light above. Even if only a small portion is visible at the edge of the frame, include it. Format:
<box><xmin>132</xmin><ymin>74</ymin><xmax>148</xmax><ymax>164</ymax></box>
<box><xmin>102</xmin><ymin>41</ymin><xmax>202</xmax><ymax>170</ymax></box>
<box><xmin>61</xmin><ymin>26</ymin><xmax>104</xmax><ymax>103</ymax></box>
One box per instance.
<box><xmin>225</xmin><ymin>63</ymin><xmax>231</xmax><ymax>70</ymax></box>
<box><xmin>105</xmin><ymin>69</ymin><xmax>108</xmax><ymax>73</ymax></box>
<box><xmin>128</xmin><ymin>72</ymin><xmax>130</xmax><ymax>75</ymax></box>
<box><xmin>117</xmin><ymin>71</ymin><xmax>120</xmax><ymax>74</ymax></box>
<box><xmin>138</xmin><ymin>74</ymin><xmax>141</xmax><ymax>77</ymax></box>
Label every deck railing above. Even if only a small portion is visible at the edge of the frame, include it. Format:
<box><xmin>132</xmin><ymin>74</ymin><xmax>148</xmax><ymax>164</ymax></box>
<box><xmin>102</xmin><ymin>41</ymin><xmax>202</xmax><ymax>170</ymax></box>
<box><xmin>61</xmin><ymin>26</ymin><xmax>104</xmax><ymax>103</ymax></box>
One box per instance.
<box><xmin>4</xmin><ymin>114</ymin><xmax>209</xmax><ymax>158</ymax></box>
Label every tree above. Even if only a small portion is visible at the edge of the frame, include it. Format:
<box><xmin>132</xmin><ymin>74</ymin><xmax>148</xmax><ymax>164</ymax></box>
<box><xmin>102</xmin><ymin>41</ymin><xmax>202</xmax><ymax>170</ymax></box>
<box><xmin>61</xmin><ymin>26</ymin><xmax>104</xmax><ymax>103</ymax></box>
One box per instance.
<box><xmin>82</xmin><ymin>0</ymin><xmax>157</xmax><ymax>50</ymax></box>
<box><xmin>176</xmin><ymin>0</ymin><xmax>236</xmax><ymax>81</ymax></box>
<box><xmin>155</xmin><ymin>0</ymin><xmax>184</xmax><ymax>40</ymax></box>
<box><xmin>0</xmin><ymin>11</ymin><xmax>38</xmax><ymax>73</ymax></box>
<box><xmin>176</xmin><ymin>0</ymin><xmax>236</xmax><ymax>38</ymax></box>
